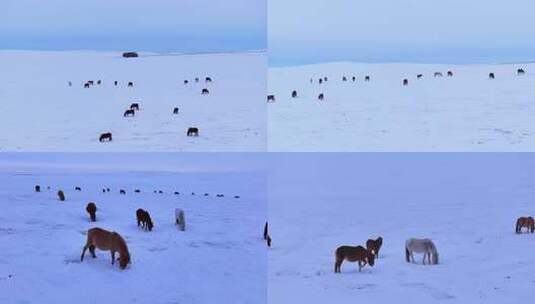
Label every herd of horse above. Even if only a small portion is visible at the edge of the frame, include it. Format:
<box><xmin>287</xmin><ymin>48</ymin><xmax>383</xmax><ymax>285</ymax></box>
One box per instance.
<box><xmin>333</xmin><ymin>214</ymin><xmax>534</xmax><ymax>273</ymax></box>
<box><xmin>69</xmin><ymin>71</ymin><xmax>213</xmax><ymax>144</ymax></box>
<box><xmin>267</xmin><ymin>67</ymin><xmax>527</xmax><ymax>103</ymax></box>
<box><xmin>34</xmin><ymin>183</ymin><xmax>243</xmax><ymax>270</ymax></box>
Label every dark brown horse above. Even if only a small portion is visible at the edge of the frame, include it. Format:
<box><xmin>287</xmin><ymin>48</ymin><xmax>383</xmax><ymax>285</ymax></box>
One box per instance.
<box><xmin>128</xmin><ymin>82</ymin><xmax>134</xmax><ymax>87</ymax></box>
<box><xmin>517</xmin><ymin>68</ymin><xmax>526</xmax><ymax>75</ymax></box>
<box><xmin>173</xmin><ymin>107</ymin><xmax>179</xmax><ymax>114</ymax></box>
<box><xmin>334</xmin><ymin>245</ymin><xmax>375</xmax><ymax>273</ymax></box>
<box><xmin>35</xmin><ymin>185</ymin><xmax>41</xmax><ymax>192</ymax></box>
<box><xmin>187</xmin><ymin>127</ymin><xmax>199</xmax><ymax>137</ymax></box>
<box><xmin>99</xmin><ymin>133</ymin><xmax>112</xmax><ymax>142</ymax></box>
<box><xmin>447</xmin><ymin>71</ymin><xmax>453</xmax><ymax>77</ymax></box>
<box><xmin>124</xmin><ymin>109</ymin><xmax>135</xmax><ymax>117</ymax></box>
<box><xmin>75</xmin><ymin>187</ymin><xmax>82</xmax><ymax>191</ymax></box>
<box><xmin>365</xmin><ymin>75</ymin><xmax>370</xmax><ymax>81</ymax></box>
<box><xmin>136</xmin><ymin>208</ymin><xmax>154</xmax><ymax>231</ymax></box>
<box><xmin>84</xmin><ymin>83</ymin><xmax>90</xmax><ymax>88</ymax></box>
<box><xmin>318</xmin><ymin>93</ymin><xmax>324</xmax><ymax>101</ymax></box>
<box><xmin>366</xmin><ymin>237</ymin><xmax>383</xmax><ymax>258</ymax></box>
<box><xmin>516</xmin><ymin>216</ymin><xmax>535</xmax><ymax>233</ymax></box>
<box><xmin>80</xmin><ymin>227</ymin><xmax>131</xmax><ymax>269</ymax></box>
<box><xmin>403</xmin><ymin>79</ymin><xmax>409</xmax><ymax>86</ymax></box>
<box><xmin>58</xmin><ymin>190</ymin><xmax>65</xmax><ymax>201</ymax></box>
<box><xmin>205</xmin><ymin>77</ymin><xmax>212</xmax><ymax>82</ymax></box>
<box><xmin>291</xmin><ymin>90</ymin><xmax>298</xmax><ymax>98</ymax></box>
<box><xmin>201</xmin><ymin>88</ymin><xmax>209</xmax><ymax>95</ymax></box>
<box><xmin>86</xmin><ymin>202</ymin><xmax>97</xmax><ymax>222</ymax></box>
<box><xmin>130</xmin><ymin>103</ymin><xmax>139</xmax><ymax>111</ymax></box>
<box><xmin>489</xmin><ymin>73</ymin><xmax>495</xmax><ymax>79</ymax></box>
<box><xmin>267</xmin><ymin>95</ymin><xmax>275</xmax><ymax>102</ymax></box>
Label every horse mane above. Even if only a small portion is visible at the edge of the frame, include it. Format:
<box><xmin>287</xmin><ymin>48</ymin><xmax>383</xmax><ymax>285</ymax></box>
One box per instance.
<box><xmin>112</xmin><ymin>232</ymin><xmax>130</xmax><ymax>260</ymax></box>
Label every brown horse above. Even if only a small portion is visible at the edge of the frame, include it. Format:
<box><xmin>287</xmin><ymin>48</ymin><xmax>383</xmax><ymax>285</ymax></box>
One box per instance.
<box><xmin>136</xmin><ymin>208</ymin><xmax>154</xmax><ymax>231</ymax></box>
<box><xmin>334</xmin><ymin>245</ymin><xmax>375</xmax><ymax>273</ymax></box>
<box><xmin>80</xmin><ymin>227</ymin><xmax>131</xmax><ymax>269</ymax></box>
<box><xmin>187</xmin><ymin>127</ymin><xmax>199</xmax><ymax>137</ymax></box>
<box><xmin>99</xmin><ymin>133</ymin><xmax>112</xmax><ymax>142</ymax></box>
<box><xmin>366</xmin><ymin>237</ymin><xmax>383</xmax><ymax>258</ymax></box>
<box><xmin>86</xmin><ymin>202</ymin><xmax>97</xmax><ymax>222</ymax></box>
<box><xmin>516</xmin><ymin>216</ymin><xmax>535</xmax><ymax>233</ymax></box>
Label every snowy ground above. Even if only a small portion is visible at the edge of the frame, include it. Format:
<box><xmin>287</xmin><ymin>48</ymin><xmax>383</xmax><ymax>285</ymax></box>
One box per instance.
<box><xmin>268</xmin><ymin>153</ymin><xmax>535</xmax><ymax>303</ymax></box>
<box><xmin>0</xmin><ymin>153</ymin><xmax>267</xmax><ymax>304</ymax></box>
<box><xmin>0</xmin><ymin>50</ymin><xmax>266</xmax><ymax>151</ymax></box>
<box><xmin>268</xmin><ymin>62</ymin><xmax>535</xmax><ymax>151</ymax></box>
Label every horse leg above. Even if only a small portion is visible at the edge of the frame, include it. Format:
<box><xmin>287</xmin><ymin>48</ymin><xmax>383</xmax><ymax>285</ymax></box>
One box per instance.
<box><xmin>334</xmin><ymin>259</ymin><xmax>341</xmax><ymax>273</ymax></box>
<box><xmin>81</xmin><ymin>245</ymin><xmax>88</xmax><ymax>261</ymax></box>
<box><xmin>111</xmin><ymin>251</ymin><xmax>115</xmax><ymax>265</ymax></box>
<box><xmin>89</xmin><ymin>245</ymin><xmax>96</xmax><ymax>258</ymax></box>
<box><xmin>358</xmin><ymin>261</ymin><xmax>363</xmax><ymax>272</ymax></box>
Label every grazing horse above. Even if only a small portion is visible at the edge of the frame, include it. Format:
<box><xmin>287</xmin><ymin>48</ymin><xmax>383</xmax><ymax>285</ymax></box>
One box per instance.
<box><xmin>175</xmin><ymin>208</ymin><xmax>186</xmax><ymax>231</ymax></box>
<box><xmin>267</xmin><ymin>95</ymin><xmax>275</xmax><ymax>102</ymax></box>
<box><xmin>130</xmin><ymin>103</ymin><xmax>139</xmax><ymax>111</ymax></box>
<box><xmin>318</xmin><ymin>93</ymin><xmax>324</xmax><ymax>101</ymax></box>
<box><xmin>417</xmin><ymin>74</ymin><xmax>423</xmax><ymax>79</ymax></box>
<box><xmin>80</xmin><ymin>227</ymin><xmax>131</xmax><ymax>269</ymax></box>
<box><xmin>434</xmin><ymin>72</ymin><xmax>443</xmax><ymax>77</ymax></box>
<box><xmin>291</xmin><ymin>90</ymin><xmax>298</xmax><ymax>98</ymax></box>
<box><xmin>173</xmin><ymin>107</ymin><xmax>179</xmax><ymax>114</ymax></box>
<box><xmin>517</xmin><ymin>68</ymin><xmax>526</xmax><ymax>75</ymax></box>
<box><xmin>136</xmin><ymin>208</ymin><xmax>154</xmax><ymax>231</ymax></box>
<box><xmin>201</xmin><ymin>88</ymin><xmax>209</xmax><ymax>95</ymax></box>
<box><xmin>489</xmin><ymin>73</ymin><xmax>495</xmax><ymax>79</ymax></box>
<box><xmin>124</xmin><ymin>109</ymin><xmax>135</xmax><ymax>117</ymax></box>
<box><xmin>58</xmin><ymin>190</ymin><xmax>65</xmax><ymax>201</ymax></box>
<box><xmin>35</xmin><ymin>185</ymin><xmax>41</xmax><ymax>192</ymax></box>
<box><xmin>447</xmin><ymin>71</ymin><xmax>453</xmax><ymax>77</ymax></box>
<box><xmin>75</xmin><ymin>187</ymin><xmax>82</xmax><ymax>191</ymax></box>
<box><xmin>334</xmin><ymin>245</ymin><xmax>375</xmax><ymax>273</ymax></box>
<box><xmin>405</xmin><ymin>238</ymin><xmax>439</xmax><ymax>265</ymax></box>
<box><xmin>127</xmin><ymin>82</ymin><xmax>134</xmax><ymax>87</ymax></box>
<box><xmin>86</xmin><ymin>202</ymin><xmax>97</xmax><ymax>222</ymax></box>
<box><xmin>99</xmin><ymin>133</ymin><xmax>112</xmax><ymax>142</ymax></box>
<box><xmin>187</xmin><ymin>127</ymin><xmax>199</xmax><ymax>137</ymax></box>
<box><xmin>515</xmin><ymin>216</ymin><xmax>535</xmax><ymax>233</ymax></box>
<box><xmin>84</xmin><ymin>83</ymin><xmax>90</xmax><ymax>88</ymax></box>
<box><xmin>366</xmin><ymin>237</ymin><xmax>383</xmax><ymax>258</ymax></box>
<box><xmin>205</xmin><ymin>77</ymin><xmax>212</xmax><ymax>82</ymax></box>
<box><xmin>403</xmin><ymin>79</ymin><xmax>409</xmax><ymax>86</ymax></box>
<box><xmin>120</xmin><ymin>189</ymin><xmax>126</xmax><ymax>195</ymax></box>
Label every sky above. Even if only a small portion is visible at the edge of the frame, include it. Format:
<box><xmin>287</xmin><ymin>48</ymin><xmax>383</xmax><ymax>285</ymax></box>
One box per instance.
<box><xmin>0</xmin><ymin>0</ymin><xmax>266</xmax><ymax>53</ymax></box>
<box><xmin>269</xmin><ymin>0</ymin><xmax>535</xmax><ymax>66</ymax></box>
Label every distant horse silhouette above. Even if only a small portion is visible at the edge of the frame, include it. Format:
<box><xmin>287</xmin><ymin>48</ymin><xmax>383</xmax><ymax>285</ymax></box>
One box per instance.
<box><xmin>68</xmin><ymin>81</ymin><xmax>72</xmax><ymax>87</ymax></box>
<box><xmin>403</xmin><ymin>79</ymin><xmax>409</xmax><ymax>86</ymax></box>
<box><xmin>447</xmin><ymin>71</ymin><xmax>453</xmax><ymax>77</ymax></box>
<box><xmin>234</xmin><ymin>195</ymin><xmax>240</xmax><ymax>199</ymax></box>
<box><xmin>267</xmin><ymin>95</ymin><xmax>275</xmax><ymax>102</ymax></box>
<box><xmin>130</xmin><ymin>103</ymin><xmax>139</xmax><ymax>111</ymax></box>
<box><xmin>114</xmin><ymin>81</ymin><xmax>118</xmax><ymax>86</ymax></box>
<box><xmin>99</xmin><ymin>133</ymin><xmax>112</xmax><ymax>142</ymax></box>
<box><xmin>201</xmin><ymin>88</ymin><xmax>209</xmax><ymax>95</ymax></box>
<box><xmin>324</xmin><ymin>77</ymin><xmax>328</xmax><ymax>82</ymax></box>
<box><xmin>120</xmin><ymin>189</ymin><xmax>126</xmax><ymax>195</ymax></box>
<box><xmin>124</xmin><ymin>109</ymin><xmax>135</xmax><ymax>117</ymax></box>
<box><xmin>80</xmin><ymin>227</ymin><xmax>131</xmax><ymax>269</ymax></box>
<box><xmin>173</xmin><ymin>107</ymin><xmax>179</xmax><ymax>114</ymax></box>
<box><xmin>136</xmin><ymin>208</ymin><xmax>154</xmax><ymax>231</ymax></box>
<box><xmin>318</xmin><ymin>93</ymin><xmax>324</xmax><ymax>101</ymax></box>
<box><xmin>515</xmin><ymin>216</ymin><xmax>534</xmax><ymax>233</ymax></box>
<box><xmin>84</xmin><ymin>83</ymin><xmax>90</xmax><ymax>88</ymax></box>
<box><xmin>88</xmin><ymin>81</ymin><xmax>94</xmax><ymax>85</ymax></box>
<box><xmin>195</xmin><ymin>77</ymin><xmax>199</xmax><ymax>82</ymax></box>
<box><xmin>417</xmin><ymin>74</ymin><xmax>423</xmax><ymax>79</ymax></box>
<box><xmin>184</xmin><ymin>80</ymin><xmax>189</xmax><ymax>85</ymax></box>
<box><xmin>489</xmin><ymin>73</ymin><xmax>495</xmax><ymax>79</ymax></box>
<box><xmin>97</xmin><ymin>80</ymin><xmax>101</xmax><ymax>85</ymax></box>
<box><xmin>434</xmin><ymin>72</ymin><xmax>443</xmax><ymax>77</ymax></box>
<box><xmin>58</xmin><ymin>190</ymin><xmax>65</xmax><ymax>201</ymax></box>
<box><xmin>291</xmin><ymin>90</ymin><xmax>298</xmax><ymax>98</ymax></box>
<box><xmin>366</xmin><ymin>237</ymin><xmax>383</xmax><ymax>258</ymax></box>
<box><xmin>319</xmin><ymin>78</ymin><xmax>323</xmax><ymax>84</ymax></box>
<box><xmin>86</xmin><ymin>202</ymin><xmax>97</xmax><ymax>222</ymax></box>
<box><xmin>517</xmin><ymin>68</ymin><xmax>526</xmax><ymax>75</ymax></box>
<box><xmin>187</xmin><ymin>127</ymin><xmax>199</xmax><ymax>137</ymax></box>
<box><xmin>205</xmin><ymin>77</ymin><xmax>212</xmax><ymax>82</ymax></box>
<box><xmin>405</xmin><ymin>238</ymin><xmax>439</xmax><ymax>265</ymax></box>
<box><xmin>35</xmin><ymin>185</ymin><xmax>41</xmax><ymax>192</ymax></box>
<box><xmin>174</xmin><ymin>191</ymin><xmax>179</xmax><ymax>195</ymax></box>
<box><xmin>365</xmin><ymin>76</ymin><xmax>370</xmax><ymax>81</ymax></box>
<box><xmin>334</xmin><ymin>245</ymin><xmax>375</xmax><ymax>273</ymax></box>
<box><xmin>128</xmin><ymin>82</ymin><xmax>134</xmax><ymax>87</ymax></box>
<box><xmin>75</xmin><ymin>187</ymin><xmax>82</xmax><ymax>191</ymax></box>
<box><xmin>175</xmin><ymin>208</ymin><xmax>186</xmax><ymax>231</ymax></box>
<box><xmin>134</xmin><ymin>189</ymin><xmax>141</xmax><ymax>193</ymax></box>
<box><xmin>342</xmin><ymin>76</ymin><xmax>347</xmax><ymax>81</ymax></box>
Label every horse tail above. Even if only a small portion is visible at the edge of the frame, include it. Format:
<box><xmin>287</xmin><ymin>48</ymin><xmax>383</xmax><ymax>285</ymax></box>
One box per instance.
<box><xmin>405</xmin><ymin>247</ymin><xmax>410</xmax><ymax>262</ymax></box>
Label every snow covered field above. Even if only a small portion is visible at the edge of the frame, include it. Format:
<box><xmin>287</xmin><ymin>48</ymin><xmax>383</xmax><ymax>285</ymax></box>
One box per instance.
<box><xmin>268</xmin><ymin>153</ymin><xmax>535</xmax><ymax>303</ymax></box>
<box><xmin>0</xmin><ymin>50</ymin><xmax>266</xmax><ymax>151</ymax></box>
<box><xmin>268</xmin><ymin>62</ymin><xmax>535</xmax><ymax>151</ymax></box>
<box><xmin>0</xmin><ymin>153</ymin><xmax>267</xmax><ymax>304</ymax></box>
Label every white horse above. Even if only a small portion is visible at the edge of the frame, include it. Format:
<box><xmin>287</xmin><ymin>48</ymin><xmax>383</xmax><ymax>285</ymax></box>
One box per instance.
<box><xmin>405</xmin><ymin>238</ymin><xmax>439</xmax><ymax>265</ymax></box>
<box><xmin>175</xmin><ymin>208</ymin><xmax>186</xmax><ymax>231</ymax></box>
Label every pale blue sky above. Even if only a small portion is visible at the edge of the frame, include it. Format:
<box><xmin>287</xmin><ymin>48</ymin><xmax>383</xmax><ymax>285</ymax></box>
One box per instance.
<box><xmin>0</xmin><ymin>0</ymin><xmax>266</xmax><ymax>52</ymax></box>
<box><xmin>269</xmin><ymin>0</ymin><xmax>535</xmax><ymax>66</ymax></box>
